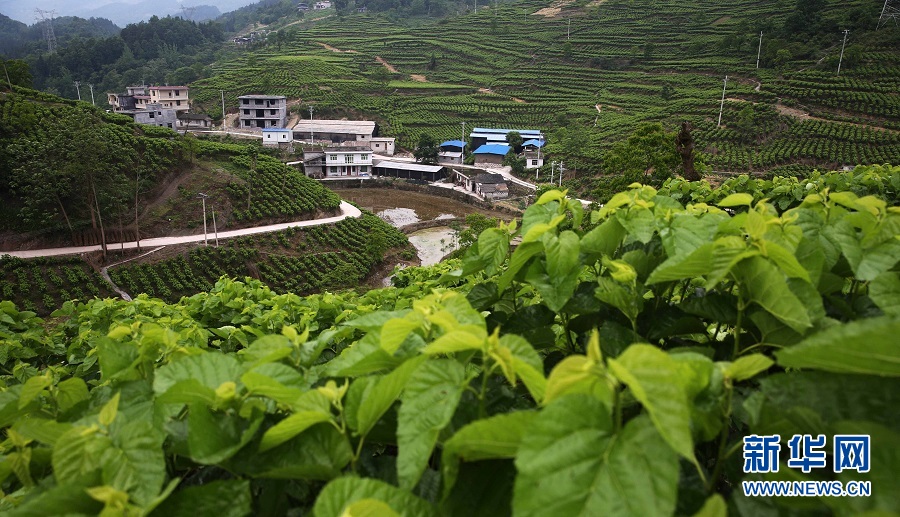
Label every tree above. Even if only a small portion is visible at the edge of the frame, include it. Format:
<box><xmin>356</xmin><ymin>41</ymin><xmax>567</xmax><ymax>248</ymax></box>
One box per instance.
<box><xmin>0</xmin><ymin>58</ymin><xmax>32</xmax><ymax>89</ymax></box>
<box><xmin>413</xmin><ymin>133</ymin><xmax>439</xmax><ymax>164</ymax></box>
<box><xmin>505</xmin><ymin>131</ymin><xmax>523</xmax><ymax>152</ymax></box>
<box><xmin>675</xmin><ymin>122</ymin><xmax>700</xmax><ymax>181</ymax></box>
<box><xmin>605</xmin><ymin>123</ymin><xmax>678</xmax><ymax>180</ymax></box>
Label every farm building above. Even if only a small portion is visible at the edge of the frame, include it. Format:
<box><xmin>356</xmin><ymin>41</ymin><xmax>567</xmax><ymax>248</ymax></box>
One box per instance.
<box><xmin>470</xmin><ymin>128</ymin><xmax>544</xmax><ymax>149</ymax></box>
<box><xmin>471</xmin><ymin>173</ymin><xmax>509</xmax><ymax>200</ymax></box>
<box><xmin>293</xmin><ymin>120</ymin><xmax>376</xmax><ymax>144</ymax></box>
<box><xmin>176</xmin><ymin>112</ymin><xmax>212</xmax><ymax>130</ymax></box>
<box><xmin>369</xmin><ymin>137</ymin><xmax>396</xmax><ymax>155</ymax></box>
<box><xmin>262</xmin><ymin>128</ymin><xmax>293</xmax><ymax>147</ymax></box>
<box><xmin>439</xmin><ymin>140</ymin><xmax>466</xmax><ymax>164</ymax></box>
<box><xmin>473</xmin><ymin>143</ymin><xmax>510</xmax><ymax>167</ymax></box>
<box><xmin>373</xmin><ymin>161</ymin><xmax>447</xmax><ymax>182</ymax></box>
<box><xmin>129</xmin><ymin>103</ymin><xmax>177</xmax><ymax>129</ymax></box>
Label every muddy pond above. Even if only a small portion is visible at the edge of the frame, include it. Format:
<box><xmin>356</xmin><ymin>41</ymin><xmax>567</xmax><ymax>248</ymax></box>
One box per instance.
<box><xmin>330</xmin><ymin>188</ymin><xmax>505</xmax><ymax>266</ymax></box>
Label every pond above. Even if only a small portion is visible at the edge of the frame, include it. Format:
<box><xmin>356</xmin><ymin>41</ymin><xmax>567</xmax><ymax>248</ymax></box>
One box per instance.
<box><xmin>330</xmin><ymin>187</ymin><xmax>499</xmax><ymax>227</ymax></box>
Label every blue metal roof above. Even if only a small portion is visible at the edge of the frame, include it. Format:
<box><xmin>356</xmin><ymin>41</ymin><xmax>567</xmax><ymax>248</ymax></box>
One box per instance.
<box><xmin>440</xmin><ymin>140</ymin><xmax>467</xmax><ymax>148</ymax></box>
<box><xmin>472</xmin><ymin>127</ymin><xmax>543</xmax><ymax>135</ymax></box>
<box><xmin>522</xmin><ymin>139</ymin><xmax>545</xmax><ymax>147</ymax></box>
<box><xmin>473</xmin><ymin>144</ymin><xmax>511</xmax><ymax>155</ymax></box>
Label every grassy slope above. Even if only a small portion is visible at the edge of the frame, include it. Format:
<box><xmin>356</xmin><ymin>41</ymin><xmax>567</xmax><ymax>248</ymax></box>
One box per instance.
<box><xmin>191</xmin><ymin>0</ymin><xmax>900</xmax><ymax>174</ymax></box>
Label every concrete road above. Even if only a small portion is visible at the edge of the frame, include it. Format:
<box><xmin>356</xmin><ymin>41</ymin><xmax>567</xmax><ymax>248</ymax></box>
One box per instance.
<box><xmin>1</xmin><ymin>201</ymin><xmax>362</xmax><ymax>259</ymax></box>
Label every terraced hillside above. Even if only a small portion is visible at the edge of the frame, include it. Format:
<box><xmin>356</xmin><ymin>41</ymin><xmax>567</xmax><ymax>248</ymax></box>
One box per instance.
<box><xmin>191</xmin><ymin>0</ymin><xmax>900</xmax><ymax>175</ymax></box>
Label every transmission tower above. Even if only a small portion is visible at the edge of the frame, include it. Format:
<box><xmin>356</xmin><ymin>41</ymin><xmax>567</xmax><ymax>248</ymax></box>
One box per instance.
<box><xmin>34</xmin><ymin>8</ymin><xmax>58</xmax><ymax>53</ymax></box>
<box><xmin>878</xmin><ymin>0</ymin><xmax>900</xmax><ymax>29</ymax></box>
<box><xmin>180</xmin><ymin>5</ymin><xmax>197</xmax><ymax>21</ymax></box>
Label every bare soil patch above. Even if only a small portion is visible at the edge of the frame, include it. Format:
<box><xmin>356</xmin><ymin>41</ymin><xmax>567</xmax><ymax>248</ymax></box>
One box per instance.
<box><xmin>712</xmin><ymin>16</ymin><xmax>732</xmax><ymax>25</ymax></box>
<box><xmin>512</xmin><ymin>97</ymin><xmax>527</xmax><ymax>103</ymax></box>
<box><xmin>410</xmin><ymin>74</ymin><xmax>427</xmax><ymax>82</ymax></box>
<box><xmin>532</xmin><ymin>0</ymin><xmax>575</xmax><ymax>17</ymax></box>
<box><xmin>376</xmin><ymin>56</ymin><xmax>399</xmax><ymax>73</ymax></box>
<box><xmin>317</xmin><ymin>42</ymin><xmax>358</xmax><ymax>53</ymax></box>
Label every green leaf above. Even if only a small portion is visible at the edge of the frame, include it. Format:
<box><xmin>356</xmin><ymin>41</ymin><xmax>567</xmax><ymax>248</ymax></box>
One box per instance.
<box><xmin>236</xmin><ymin>424</ymin><xmax>351</xmax><ymax>480</ymax></box>
<box><xmin>724</xmin><ymin>354</ymin><xmax>774</xmax><ymax>382</ymax></box>
<box><xmin>258</xmin><ymin>411</ymin><xmax>333</xmax><ymax>452</ymax></box>
<box><xmin>187</xmin><ymin>403</ymin><xmax>263</xmax><ymax>464</ymax></box>
<box><xmin>153</xmin><ymin>352</ymin><xmax>243</xmax><ymax>395</ymax></box>
<box><xmin>441</xmin><ymin>411</ymin><xmax>536</xmax><ymax>499</ymax></box>
<box><xmin>313</xmin><ymin>476</ymin><xmax>437</xmax><ymax>517</ymax></box>
<box><xmin>525</xmin><ymin>232</ymin><xmax>581</xmax><ymax>312</ymax></box>
<box><xmin>477</xmin><ymin>228</ymin><xmax>509</xmax><ymax>276</ymax></box>
<box><xmin>543</xmin><ymin>356</ymin><xmax>612</xmax><ymax>407</ymax></box>
<box><xmin>647</xmin><ymin>242</ymin><xmax>714</xmax><ymax>284</ymax></box>
<box><xmin>580</xmin><ymin>217</ymin><xmax>626</xmax><ymax>258</ymax></box>
<box><xmin>12</xmin><ymin>417</ymin><xmax>72</xmax><ymax>446</ymax></box>
<box><xmin>55</xmin><ymin>377</ymin><xmax>89</xmax><ymax>413</ymax></box>
<box><xmin>608</xmin><ymin>345</ymin><xmax>697</xmax><ymax>465</ymax></box>
<box><xmin>150</xmin><ymin>479</ymin><xmax>251</xmax><ymax>517</ymax></box>
<box><xmin>717</xmin><ymin>193</ymin><xmax>754</xmax><ymax>207</ymax></box>
<box><xmin>98</xmin><ymin>391</ymin><xmax>120</xmax><ymax>427</ymax></box>
<box><xmin>97</xmin><ymin>337</ymin><xmax>139</xmax><ymax>382</ymax></box>
<box><xmin>101</xmin><ymin>419</ymin><xmax>167</xmax><ymax>507</ymax></box>
<box><xmin>499</xmin><ymin>334</ymin><xmax>547</xmax><ymax>402</ymax></box>
<box><xmin>240</xmin><ymin>371</ymin><xmax>304</xmax><ymax>408</ymax></box>
<box><xmin>397</xmin><ymin>359</ymin><xmax>467</xmax><ymax>490</ymax></box>
<box><xmin>513</xmin><ymin>397</ymin><xmax>678</xmax><ymax>517</ymax></box>
<box><xmin>497</xmin><ymin>241</ymin><xmax>543</xmax><ymax>292</ymax></box>
<box><xmin>595</xmin><ymin>277</ymin><xmax>642</xmax><ymax>323</ymax></box>
<box><xmin>870</xmin><ymin>272</ymin><xmax>900</xmax><ymax>316</ymax></box>
<box><xmin>422</xmin><ymin>330</ymin><xmax>485</xmax><ymax>355</ymax></box>
<box><xmin>692</xmin><ymin>494</ymin><xmax>727</xmax><ymax>517</ymax></box>
<box><xmin>775</xmin><ymin>316</ymin><xmax>900</xmax><ymax>376</ymax></box>
<box><xmin>5</xmin><ymin>481</ymin><xmax>102</xmax><ymax>517</ymax></box>
<box><xmin>734</xmin><ymin>256</ymin><xmax>812</xmax><ymax>333</ymax></box>
<box><xmin>52</xmin><ymin>426</ymin><xmax>109</xmax><ymax>485</ymax></box>
<box><xmin>237</xmin><ymin>335</ymin><xmax>293</xmax><ymax>367</ymax></box>
<box><xmin>156</xmin><ymin>379</ymin><xmax>218</xmax><ymax>406</ymax></box>
<box><xmin>357</xmin><ymin>356</ymin><xmax>427</xmax><ymax>436</ymax></box>
<box><xmin>342</xmin><ymin>499</ymin><xmax>401</xmax><ymax>517</ymax></box>
<box><xmin>381</xmin><ymin>319</ymin><xmax>421</xmax><ymax>354</ymax></box>
<box><xmin>18</xmin><ymin>374</ymin><xmax>52</xmax><ymax>409</ymax></box>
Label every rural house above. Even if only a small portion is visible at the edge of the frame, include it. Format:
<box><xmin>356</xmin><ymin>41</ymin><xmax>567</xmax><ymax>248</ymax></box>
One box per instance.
<box><xmin>473</xmin><ymin>143</ymin><xmax>510</xmax><ymax>167</ymax></box>
<box><xmin>149</xmin><ymin>86</ymin><xmax>190</xmax><ymax>112</ymax></box>
<box><xmin>373</xmin><ymin>161</ymin><xmax>447</xmax><ymax>181</ymax></box>
<box><xmin>238</xmin><ymin>95</ymin><xmax>288</xmax><ymax>129</ymax></box>
<box><xmin>323</xmin><ymin>146</ymin><xmax>372</xmax><ymax>177</ymax></box>
<box><xmin>263</xmin><ymin>128</ymin><xmax>294</xmax><ymax>147</ymax></box>
<box><xmin>439</xmin><ymin>140</ymin><xmax>466</xmax><ymax>164</ymax></box>
<box><xmin>469</xmin><ymin>127</ymin><xmax>544</xmax><ymax>150</ymax></box>
<box><xmin>176</xmin><ymin>112</ymin><xmax>212</xmax><ymax>130</ymax></box>
<box><xmin>471</xmin><ymin>173</ymin><xmax>509</xmax><ymax>200</ymax></box>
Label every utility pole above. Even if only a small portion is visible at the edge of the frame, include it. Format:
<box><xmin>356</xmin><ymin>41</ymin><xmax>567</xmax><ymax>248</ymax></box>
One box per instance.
<box><xmin>567</xmin><ymin>18</ymin><xmax>571</xmax><ymax>40</ymax></box>
<box><xmin>756</xmin><ymin>32</ymin><xmax>763</xmax><ymax>69</ymax></box>
<box><xmin>550</xmin><ymin>161</ymin><xmax>556</xmax><ymax>184</ymax></box>
<box><xmin>461</xmin><ymin>121</ymin><xmax>466</xmax><ymax>163</ymax></box>
<box><xmin>198</xmin><ymin>193</ymin><xmax>208</xmax><ymax>246</ymax></box>
<box><xmin>89</xmin><ymin>84</ymin><xmax>95</xmax><ymax>105</ymax></box>
<box><xmin>837</xmin><ymin>29</ymin><xmax>849</xmax><ymax>76</ymax></box>
<box><xmin>74</xmin><ymin>81</ymin><xmax>82</xmax><ymax>101</ymax></box>
<box><xmin>308</xmin><ymin>105</ymin><xmax>315</xmax><ymax>143</ymax></box>
<box><xmin>558</xmin><ymin>161</ymin><xmax>564</xmax><ymax>187</ymax></box>
<box><xmin>211</xmin><ymin>207</ymin><xmax>219</xmax><ymax>247</ymax></box>
<box><xmin>221</xmin><ymin>90</ymin><xmax>226</xmax><ymax>129</ymax></box>
<box><xmin>717</xmin><ymin>75</ymin><xmax>728</xmax><ymax>128</ymax></box>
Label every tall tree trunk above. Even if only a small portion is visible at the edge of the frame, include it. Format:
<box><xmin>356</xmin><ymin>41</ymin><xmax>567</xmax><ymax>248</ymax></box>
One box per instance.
<box><xmin>134</xmin><ymin>168</ymin><xmax>141</xmax><ymax>252</ymax></box>
<box><xmin>55</xmin><ymin>195</ymin><xmax>74</xmax><ymax>242</ymax></box>
<box><xmin>675</xmin><ymin>122</ymin><xmax>701</xmax><ymax>181</ymax></box>
<box><xmin>91</xmin><ymin>180</ymin><xmax>107</xmax><ymax>257</ymax></box>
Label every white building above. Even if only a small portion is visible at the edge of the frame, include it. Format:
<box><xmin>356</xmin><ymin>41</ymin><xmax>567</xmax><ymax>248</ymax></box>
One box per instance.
<box><xmin>369</xmin><ymin>137</ymin><xmax>395</xmax><ymax>155</ymax></box>
<box><xmin>324</xmin><ymin>146</ymin><xmax>372</xmax><ymax>177</ymax></box>
<box><xmin>262</xmin><ymin>128</ymin><xmax>293</xmax><ymax>146</ymax></box>
<box><xmin>239</xmin><ymin>95</ymin><xmax>288</xmax><ymax>129</ymax></box>
<box><xmin>148</xmin><ymin>86</ymin><xmax>190</xmax><ymax>112</ymax></box>
<box><xmin>293</xmin><ymin>119</ymin><xmax>375</xmax><ymax>143</ymax></box>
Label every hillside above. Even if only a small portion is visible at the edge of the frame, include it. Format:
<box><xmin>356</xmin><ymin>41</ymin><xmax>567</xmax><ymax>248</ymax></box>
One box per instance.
<box><xmin>192</xmin><ymin>0</ymin><xmax>900</xmax><ymax>179</ymax></box>
<box><xmin>0</xmin><ymin>167</ymin><xmax>897</xmax><ymax>515</ymax></box>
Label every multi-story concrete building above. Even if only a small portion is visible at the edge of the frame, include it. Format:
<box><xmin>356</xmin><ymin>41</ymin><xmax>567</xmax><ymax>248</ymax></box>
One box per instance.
<box><xmin>131</xmin><ymin>103</ymin><xmax>177</xmax><ymax>129</ymax></box>
<box><xmin>238</xmin><ymin>95</ymin><xmax>287</xmax><ymax>129</ymax></box>
<box><xmin>149</xmin><ymin>86</ymin><xmax>190</xmax><ymax>112</ymax></box>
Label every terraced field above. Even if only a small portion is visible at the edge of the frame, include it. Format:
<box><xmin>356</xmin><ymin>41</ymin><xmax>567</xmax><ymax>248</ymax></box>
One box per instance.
<box><xmin>191</xmin><ymin>0</ymin><xmax>900</xmax><ymax>174</ymax></box>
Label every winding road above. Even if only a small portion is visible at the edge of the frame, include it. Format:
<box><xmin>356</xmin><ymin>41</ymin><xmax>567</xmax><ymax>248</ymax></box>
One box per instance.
<box><xmin>1</xmin><ymin>201</ymin><xmax>362</xmax><ymax>259</ymax></box>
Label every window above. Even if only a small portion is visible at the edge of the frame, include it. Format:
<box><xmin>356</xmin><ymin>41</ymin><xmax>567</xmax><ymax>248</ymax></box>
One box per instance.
<box><xmin>148</xmin><ymin>112</ymin><xmax>155</xmax><ymax>118</ymax></box>
<box><xmin>375</xmin><ymin>143</ymin><xmax>381</xmax><ymax>148</ymax></box>
<box><xmin>360</xmin><ymin>154</ymin><xmax>369</xmax><ymax>161</ymax></box>
<box><xmin>360</xmin><ymin>166</ymin><xmax>368</xmax><ymax>172</ymax></box>
<box><xmin>167</xmin><ymin>123</ymin><xmax>173</xmax><ymax>128</ymax></box>
<box><xmin>532</xmin><ymin>160</ymin><xmax>538</xmax><ymax>166</ymax></box>
<box><xmin>176</xmin><ymin>100</ymin><xmax>181</xmax><ymax>106</ymax></box>
<box><xmin>169</xmin><ymin>92</ymin><xmax>173</xmax><ymax>97</ymax></box>
<box><xmin>243</xmin><ymin>99</ymin><xmax>249</xmax><ymax>105</ymax></box>
<box><xmin>328</xmin><ymin>154</ymin><xmax>338</xmax><ymax>161</ymax></box>
<box><xmin>270</xmin><ymin>110</ymin><xmax>276</xmax><ymax>115</ymax></box>
<box><xmin>244</xmin><ymin>110</ymin><xmax>250</xmax><ymax>115</ymax></box>
<box><xmin>345</xmin><ymin>155</ymin><xmax>354</xmax><ymax>163</ymax></box>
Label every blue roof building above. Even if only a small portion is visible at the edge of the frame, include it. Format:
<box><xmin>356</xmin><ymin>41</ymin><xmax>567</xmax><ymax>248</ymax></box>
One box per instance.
<box><xmin>440</xmin><ymin>139</ymin><xmax>467</xmax><ymax>150</ymax></box>
<box><xmin>470</xmin><ymin>128</ymin><xmax>544</xmax><ymax>149</ymax></box>
<box><xmin>522</xmin><ymin>139</ymin><xmax>545</xmax><ymax>148</ymax></box>
<box><xmin>473</xmin><ymin>144</ymin><xmax>511</xmax><ymax>155</ymax></box>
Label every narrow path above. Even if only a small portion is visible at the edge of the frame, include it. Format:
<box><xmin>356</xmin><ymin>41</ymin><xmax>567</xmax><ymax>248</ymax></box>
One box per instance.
<box><xmin>99</xmin><ymin>246</ymin><xmax>166</xmax><ymax>301</ymax></box>
<box><xmin>1</xmin><ymin>202</ymin><xmax>362</xmax><ymax>259</ymax></box>
<box><xmin>376</xmin><ymin>56</ymin><xmax>399</xmax><ymax>73</ymax></box>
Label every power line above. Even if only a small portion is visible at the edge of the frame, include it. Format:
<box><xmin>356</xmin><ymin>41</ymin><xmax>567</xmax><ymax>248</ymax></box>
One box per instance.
<box><xmin>34</xmin><ymin>9</ymin><xmax>58</xmax><ymax>53</ymax></box>
<box><xmin>878</xmin><ymin>0</ymin><xmax>900</xmax><ymax>30</ymax></box>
